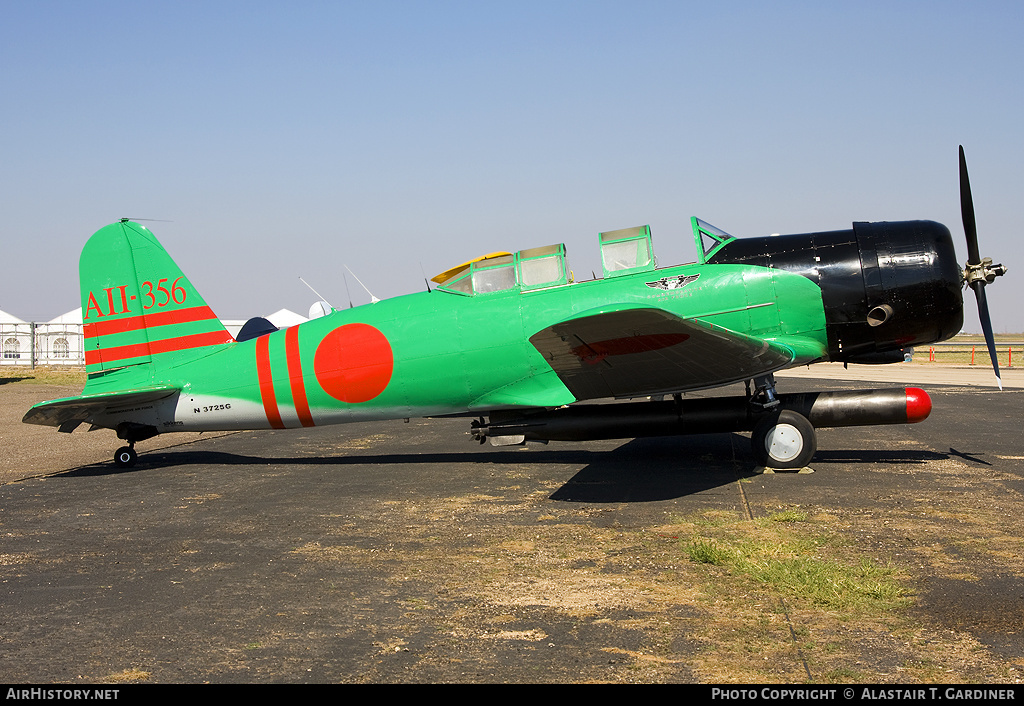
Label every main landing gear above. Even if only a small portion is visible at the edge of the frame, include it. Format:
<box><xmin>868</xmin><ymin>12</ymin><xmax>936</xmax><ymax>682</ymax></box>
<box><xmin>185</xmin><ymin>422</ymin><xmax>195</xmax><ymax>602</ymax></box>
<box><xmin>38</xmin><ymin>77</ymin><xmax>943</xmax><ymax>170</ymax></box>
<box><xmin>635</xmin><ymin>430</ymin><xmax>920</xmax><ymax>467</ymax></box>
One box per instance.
<box><xmin>751</xmin><ymin>408</ymin><xmax>817</xmax><ymax>469</ymax></box>
<box><xmin>747</xmin><ymin>374</ymin><xmax>816</xmax><ymax>470</ymax></box>
<box><xmin>112</xmin><ymin>422</ymin><xmax>158</xmax><ymax>468</ymax></box>
<box><xmin>114</xmin><ymin>444</ymin><xmax>138</xmax><ymax>468</ymax></box>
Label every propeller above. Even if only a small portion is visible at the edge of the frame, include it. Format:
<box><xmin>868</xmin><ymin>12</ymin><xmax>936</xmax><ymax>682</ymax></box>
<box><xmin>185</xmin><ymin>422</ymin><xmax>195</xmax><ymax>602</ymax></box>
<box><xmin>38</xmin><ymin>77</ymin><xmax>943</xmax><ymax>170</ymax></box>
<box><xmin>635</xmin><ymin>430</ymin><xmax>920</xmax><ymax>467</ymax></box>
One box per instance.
<box><xmin>959</xmin><ymin>145</ymin><xmax>1008</xmax><ymax>390</ymax></box>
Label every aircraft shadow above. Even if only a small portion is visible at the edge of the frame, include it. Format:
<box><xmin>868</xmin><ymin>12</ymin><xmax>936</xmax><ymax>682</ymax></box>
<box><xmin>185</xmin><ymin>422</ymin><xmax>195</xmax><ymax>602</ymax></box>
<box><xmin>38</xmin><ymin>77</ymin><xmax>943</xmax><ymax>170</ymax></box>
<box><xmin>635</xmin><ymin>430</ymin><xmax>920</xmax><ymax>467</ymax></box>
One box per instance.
<box><xmin>58</xmin><ymin>435</ymin><xmax>756</xmax><ymax>501</ymax></box>
<box><xmin>55</xmin><ymin>435</ymin><xmax>977</xmax><ymax>503</ymax></box>
<box><xmin>812</xmin><ymin>448</ymin><xmax>992</xmax><ymax>466</ymax></box>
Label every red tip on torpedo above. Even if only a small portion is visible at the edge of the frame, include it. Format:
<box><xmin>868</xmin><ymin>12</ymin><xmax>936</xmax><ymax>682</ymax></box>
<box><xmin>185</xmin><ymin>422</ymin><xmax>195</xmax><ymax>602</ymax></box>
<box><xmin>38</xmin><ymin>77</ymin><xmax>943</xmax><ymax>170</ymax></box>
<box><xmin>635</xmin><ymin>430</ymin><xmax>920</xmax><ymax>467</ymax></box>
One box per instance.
<box><xmin>905</xmin><ymin>387</ymin><xmax>932</xmax><ymax>423</ymax></box>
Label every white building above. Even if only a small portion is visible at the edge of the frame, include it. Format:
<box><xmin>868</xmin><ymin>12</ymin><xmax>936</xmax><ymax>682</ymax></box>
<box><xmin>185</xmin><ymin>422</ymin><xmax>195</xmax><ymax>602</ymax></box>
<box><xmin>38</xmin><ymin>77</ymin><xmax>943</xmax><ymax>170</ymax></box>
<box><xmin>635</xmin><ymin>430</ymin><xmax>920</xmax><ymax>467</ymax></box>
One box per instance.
<box><xmin>0</xmin><ymin>308</ymin><xmax>85</xmax><ymax>365</ymax></box>
<box><xmin>0</xmin><ymin>309</ymin><xmax>30</xmax><ymax>363</ymax></box>
<box><xmin>37</xmin><ymin>308</ymin><xmax>85</xmax><ymax>365</ymax></box>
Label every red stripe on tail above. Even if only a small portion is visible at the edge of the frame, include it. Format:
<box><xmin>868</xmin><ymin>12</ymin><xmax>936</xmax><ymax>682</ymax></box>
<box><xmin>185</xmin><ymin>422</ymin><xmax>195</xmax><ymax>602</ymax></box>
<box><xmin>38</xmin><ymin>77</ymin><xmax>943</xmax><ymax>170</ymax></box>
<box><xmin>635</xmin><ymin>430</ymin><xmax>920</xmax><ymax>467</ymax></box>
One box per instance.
<box><xmin>85</xmin><ymin>330</ymin><xmax>233</xmax><ymax>366</ymax></box>
<box><xmin>84</xmin><ymin>305</ymin><xmax>227</xmax><ymax>339</ymax></box>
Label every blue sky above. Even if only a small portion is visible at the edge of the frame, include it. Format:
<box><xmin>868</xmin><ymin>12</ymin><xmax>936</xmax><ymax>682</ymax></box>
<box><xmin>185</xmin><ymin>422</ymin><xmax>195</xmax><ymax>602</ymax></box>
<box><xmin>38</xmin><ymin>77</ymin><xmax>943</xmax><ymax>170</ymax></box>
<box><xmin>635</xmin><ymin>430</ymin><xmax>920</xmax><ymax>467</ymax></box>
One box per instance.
<box><xmin>2</xmin><ymin>1</ymin><xmax>1021</xmax><ymax>332</ymax></box>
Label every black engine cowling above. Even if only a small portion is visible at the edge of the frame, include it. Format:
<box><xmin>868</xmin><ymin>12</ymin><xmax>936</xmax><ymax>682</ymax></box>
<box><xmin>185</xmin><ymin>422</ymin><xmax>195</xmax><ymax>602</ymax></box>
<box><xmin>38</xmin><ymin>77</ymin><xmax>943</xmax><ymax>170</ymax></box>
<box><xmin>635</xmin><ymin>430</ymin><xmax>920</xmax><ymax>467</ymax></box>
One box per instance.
<box><xmin>706</xmin><ymin>220</ymin><xmax>964</xmax><ymax>362</ymax></box>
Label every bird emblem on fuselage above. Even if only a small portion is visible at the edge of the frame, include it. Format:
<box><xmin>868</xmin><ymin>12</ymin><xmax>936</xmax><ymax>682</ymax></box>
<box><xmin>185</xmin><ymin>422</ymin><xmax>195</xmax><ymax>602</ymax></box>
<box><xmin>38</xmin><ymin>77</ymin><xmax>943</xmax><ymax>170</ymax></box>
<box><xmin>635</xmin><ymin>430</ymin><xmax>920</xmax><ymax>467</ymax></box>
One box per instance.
<box><xmin>645</xmin><ymin>273</ymin><xmax>699</xmax><ymax>290</ymax></box>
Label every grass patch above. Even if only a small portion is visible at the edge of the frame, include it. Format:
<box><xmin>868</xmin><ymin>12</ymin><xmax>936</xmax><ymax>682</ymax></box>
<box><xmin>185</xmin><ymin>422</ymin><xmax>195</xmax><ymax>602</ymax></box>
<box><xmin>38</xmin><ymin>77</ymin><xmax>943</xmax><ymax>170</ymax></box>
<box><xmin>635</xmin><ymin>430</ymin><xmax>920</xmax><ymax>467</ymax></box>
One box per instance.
<box><xmin>101</xmin><ymin>668</ymin><xmax>151</xmax><ymax>682</ymax></box>
<box><xmin>677</xmin><ymin>508</ymin><xmax>919</xmax><ymax>682</ymax></box>
<box><xmin>820</xmin><ymin>667</ymin><xmax>864</xmax><ymax>682</ymax></box>
<box><xmin>738</xmin><ymin>552</ymin><xmax>907</xmax><ymax>611</ymax></box>
<box><xmin>682</xmin><ymin>509</ymin><xmax>909</xmax><ymax>614</ymax></box>
<box><xmin>687</xmin><ymin>537</ymin><xmax>732</xmax><ymax>565</ymax></box>
<box><xmin>767</xmin><ymin>509</ymin><xmax>808</xmax><ymax>523</ymax></box>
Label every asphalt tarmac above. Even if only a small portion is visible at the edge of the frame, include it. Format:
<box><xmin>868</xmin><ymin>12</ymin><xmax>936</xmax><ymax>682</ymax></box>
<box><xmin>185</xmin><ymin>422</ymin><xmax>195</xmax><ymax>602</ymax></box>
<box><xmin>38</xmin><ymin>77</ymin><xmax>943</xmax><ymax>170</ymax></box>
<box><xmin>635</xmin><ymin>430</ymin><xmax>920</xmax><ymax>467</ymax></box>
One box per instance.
<box><xmin>2</xmin><ymin>373</ymin><xmax>1023</xmax><ymax>684</ymax></box>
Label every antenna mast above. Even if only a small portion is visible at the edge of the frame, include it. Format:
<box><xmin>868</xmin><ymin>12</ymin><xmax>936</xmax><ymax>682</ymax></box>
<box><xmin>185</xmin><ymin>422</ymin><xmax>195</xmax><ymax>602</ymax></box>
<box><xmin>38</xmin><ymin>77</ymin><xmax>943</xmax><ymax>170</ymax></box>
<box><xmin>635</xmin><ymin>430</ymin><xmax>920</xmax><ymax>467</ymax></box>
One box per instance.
<box><xmin>344</xmin><ymin>265</ymin><xmax>380</xmax><ymax>304</ymax></box>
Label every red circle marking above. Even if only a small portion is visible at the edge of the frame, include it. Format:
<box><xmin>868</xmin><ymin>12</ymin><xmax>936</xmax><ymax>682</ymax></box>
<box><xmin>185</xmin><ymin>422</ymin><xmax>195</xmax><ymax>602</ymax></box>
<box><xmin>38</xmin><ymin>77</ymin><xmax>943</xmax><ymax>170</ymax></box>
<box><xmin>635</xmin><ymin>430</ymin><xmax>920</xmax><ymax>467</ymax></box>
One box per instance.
<box><xmin>313</xmin><ymin>323</ymin><xmax>394</xmax><ymax>403</ymax></box>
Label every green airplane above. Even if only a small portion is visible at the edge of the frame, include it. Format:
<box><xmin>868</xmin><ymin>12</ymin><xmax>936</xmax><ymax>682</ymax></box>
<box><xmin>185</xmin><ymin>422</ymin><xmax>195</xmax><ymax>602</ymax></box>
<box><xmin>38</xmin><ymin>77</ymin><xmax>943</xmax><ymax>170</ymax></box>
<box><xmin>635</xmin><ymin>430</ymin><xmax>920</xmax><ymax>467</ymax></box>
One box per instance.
<box><xmin>24</xmin><ymin>148</ymin><xmax>1006</xmax><ymax>470</ymax></box>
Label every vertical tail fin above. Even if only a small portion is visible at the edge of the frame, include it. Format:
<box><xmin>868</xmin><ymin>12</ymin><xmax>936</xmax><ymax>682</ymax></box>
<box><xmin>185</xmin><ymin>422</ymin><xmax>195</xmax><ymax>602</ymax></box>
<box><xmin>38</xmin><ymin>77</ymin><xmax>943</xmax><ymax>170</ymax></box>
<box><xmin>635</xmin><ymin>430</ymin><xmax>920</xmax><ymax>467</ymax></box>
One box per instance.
<box><xmin>80</xmin><ymin>221</ymin><xmax>234</xmax><ymax>375</ymax></box>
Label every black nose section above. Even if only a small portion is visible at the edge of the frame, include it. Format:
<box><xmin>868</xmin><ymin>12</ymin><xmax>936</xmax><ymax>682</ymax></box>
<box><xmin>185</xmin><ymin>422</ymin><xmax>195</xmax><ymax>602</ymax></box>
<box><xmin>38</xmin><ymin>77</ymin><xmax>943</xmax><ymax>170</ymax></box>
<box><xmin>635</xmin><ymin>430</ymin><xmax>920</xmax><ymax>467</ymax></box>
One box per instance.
<box><xmin>850</xmin><ymin>220</ymin><xmax>964</xmax><ymax>355</ymax></box>
<box><xmin>706</xmin><ymin>220</ymin><xmax>964</xmax><ymax>361</ymax></box>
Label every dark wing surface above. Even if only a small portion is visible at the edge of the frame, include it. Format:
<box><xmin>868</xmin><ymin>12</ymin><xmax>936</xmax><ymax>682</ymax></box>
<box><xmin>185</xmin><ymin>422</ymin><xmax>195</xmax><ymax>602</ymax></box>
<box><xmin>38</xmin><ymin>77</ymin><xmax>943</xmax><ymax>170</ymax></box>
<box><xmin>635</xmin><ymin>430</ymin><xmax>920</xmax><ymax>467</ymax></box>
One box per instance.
<box><xmin>529</xmin><ymin>305</ymin><xmax>794</xmax><ymax>400</ymax></box>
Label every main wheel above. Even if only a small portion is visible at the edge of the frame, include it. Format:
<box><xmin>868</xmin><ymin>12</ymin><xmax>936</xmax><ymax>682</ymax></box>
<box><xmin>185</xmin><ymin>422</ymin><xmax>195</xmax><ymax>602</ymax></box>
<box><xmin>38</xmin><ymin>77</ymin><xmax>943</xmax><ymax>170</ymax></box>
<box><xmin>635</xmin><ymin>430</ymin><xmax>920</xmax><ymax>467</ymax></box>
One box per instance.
<box><xmin>114</xmin><ymin>446</ymin><xmax>138</xmax><ymax>468</ymax></box>
<box><xmin>751</xmin><ymin>410</ymin><xmax>816</xmax><ymax>469</ymax></box>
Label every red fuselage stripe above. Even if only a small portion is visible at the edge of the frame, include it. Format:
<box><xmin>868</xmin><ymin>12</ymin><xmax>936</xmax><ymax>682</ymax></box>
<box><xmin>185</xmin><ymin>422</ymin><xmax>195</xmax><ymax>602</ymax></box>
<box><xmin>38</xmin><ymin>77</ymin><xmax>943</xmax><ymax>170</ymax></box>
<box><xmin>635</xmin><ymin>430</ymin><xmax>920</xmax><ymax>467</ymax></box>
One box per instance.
<box><xmin>84</xmin><ymin>330</ymin><xmax>233</xmax><ymax>366</ymax></box>
<box><xmin>84</xmin><ymin>305</ymin><xmax>227</xmax><ymax>339</ymax></box>
<box><xmin>256</xmin><ymin>335</ymin><xmax>285</xmax><ymax>430</ymax></box>
<box><xmin>286</xmin><ymin>326</ymin><xmax>315</xmax><ymax>427</ymax></box>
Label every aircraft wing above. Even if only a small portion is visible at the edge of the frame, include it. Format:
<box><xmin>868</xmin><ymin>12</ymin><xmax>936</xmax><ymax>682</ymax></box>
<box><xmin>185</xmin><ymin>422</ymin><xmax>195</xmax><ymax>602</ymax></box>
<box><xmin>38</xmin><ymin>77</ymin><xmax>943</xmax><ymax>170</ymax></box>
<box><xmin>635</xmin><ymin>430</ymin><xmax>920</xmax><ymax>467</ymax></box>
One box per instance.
<box><xmin>22</xmin><ymin>386</ymin><xmax>180</xmax><ymax>432</ymax></box>
<box><xmin>528</xmin><ymin>304</ymin><xmax>796</xmax><ymax>400</ymax></box>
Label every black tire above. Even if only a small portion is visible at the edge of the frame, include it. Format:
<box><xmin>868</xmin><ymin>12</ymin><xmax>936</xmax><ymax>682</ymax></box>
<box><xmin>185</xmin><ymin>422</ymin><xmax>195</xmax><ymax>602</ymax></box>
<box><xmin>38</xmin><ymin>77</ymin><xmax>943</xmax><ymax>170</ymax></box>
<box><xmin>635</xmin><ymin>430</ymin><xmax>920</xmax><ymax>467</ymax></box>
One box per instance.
<box><xmin>114</xmin><ymin>446</ymin><xmax>138</xmax><ymax>468</ymax></box>
<box><xmin>751</xmin><ymin>410</ymin><xmax>816</xmax><ymax>469</ymax></box>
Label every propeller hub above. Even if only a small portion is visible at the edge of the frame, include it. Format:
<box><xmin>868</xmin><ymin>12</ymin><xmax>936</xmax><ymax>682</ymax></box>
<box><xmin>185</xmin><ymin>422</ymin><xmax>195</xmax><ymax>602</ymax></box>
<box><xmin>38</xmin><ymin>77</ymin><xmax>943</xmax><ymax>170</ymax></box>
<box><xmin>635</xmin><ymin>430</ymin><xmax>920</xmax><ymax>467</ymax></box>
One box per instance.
<box><xmin>964</xmin><ymin>258</ymin><xmax>1007</xmax><ymax>287</ymax></box>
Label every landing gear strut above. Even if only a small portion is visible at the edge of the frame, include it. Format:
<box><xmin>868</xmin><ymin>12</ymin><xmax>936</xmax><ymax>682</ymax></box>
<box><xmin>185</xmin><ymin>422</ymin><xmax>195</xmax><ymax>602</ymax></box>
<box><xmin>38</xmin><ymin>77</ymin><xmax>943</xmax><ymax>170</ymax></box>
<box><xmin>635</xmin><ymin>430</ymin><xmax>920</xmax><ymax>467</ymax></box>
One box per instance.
<box><xmin>749</xmin><ymin>373</ymin><xmax>781</xmax><ymax>410</ymax></box>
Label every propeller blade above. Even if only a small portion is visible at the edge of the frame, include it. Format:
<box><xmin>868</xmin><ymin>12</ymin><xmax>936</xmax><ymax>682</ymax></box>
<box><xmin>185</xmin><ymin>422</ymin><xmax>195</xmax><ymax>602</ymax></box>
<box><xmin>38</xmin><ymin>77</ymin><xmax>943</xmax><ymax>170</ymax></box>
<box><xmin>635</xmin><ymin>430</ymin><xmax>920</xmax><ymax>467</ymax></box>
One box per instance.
<box><xmin>959</xmin><ymin>145</ymin><xmax>981</xmax><ymax>265</ymax></box>
<box><xmin>959</xmin><ymin>146</ymin><xmax>1004</xmax><ymax>390</ymax></box>
<box><xmin>971</xmin><ymin>280</ymin><xmax>1002</xmax><ymax>390</ymax></box>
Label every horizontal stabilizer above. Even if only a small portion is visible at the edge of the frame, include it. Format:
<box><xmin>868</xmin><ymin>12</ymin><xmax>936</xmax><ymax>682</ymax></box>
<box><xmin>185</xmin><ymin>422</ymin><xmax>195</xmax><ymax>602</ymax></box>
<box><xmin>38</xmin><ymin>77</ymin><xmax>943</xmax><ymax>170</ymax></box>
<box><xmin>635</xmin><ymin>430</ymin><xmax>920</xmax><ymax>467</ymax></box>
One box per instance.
<box><xmin>22</xmin><ymin>386</ymin><xmax>179</xmax><ymax>431</ymax></box>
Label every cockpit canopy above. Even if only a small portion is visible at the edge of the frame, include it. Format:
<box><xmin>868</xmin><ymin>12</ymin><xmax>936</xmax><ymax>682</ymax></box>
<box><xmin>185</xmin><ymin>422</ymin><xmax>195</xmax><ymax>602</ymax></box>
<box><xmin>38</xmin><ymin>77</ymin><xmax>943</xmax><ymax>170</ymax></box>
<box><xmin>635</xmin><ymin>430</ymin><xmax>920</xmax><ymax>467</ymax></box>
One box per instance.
<box><xmin>429</xmin><ymin>218</ymin><xmax>737</xmax><ymax>296</ymax></box>
<box><xmin>432</xmin><ymin>244</ymin><xmax>569</xmax><ymax>296</ymax></box>
<box><xmin>599</xmin><ymin>225</ymin><xmax>655</xmax><ymax>277</ymax></box>
<box><xmin>692</xmin><ymin>218</ymin><xmax>736</xmax><ymax>263</ymax></box>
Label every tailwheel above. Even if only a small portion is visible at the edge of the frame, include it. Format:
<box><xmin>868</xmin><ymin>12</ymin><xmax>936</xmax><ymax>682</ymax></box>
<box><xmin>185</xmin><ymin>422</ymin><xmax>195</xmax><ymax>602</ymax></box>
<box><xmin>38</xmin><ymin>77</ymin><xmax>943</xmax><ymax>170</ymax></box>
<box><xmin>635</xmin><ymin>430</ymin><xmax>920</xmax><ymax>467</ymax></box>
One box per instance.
<box><xmin>114</xmin><ymin>445</ymin><xmax>138</xmax><ymax>468</ymax></box>
<box><xmin>751</xmin><ymin>410</ymin><xmax>816</xmax><ymax>469</ymax></box>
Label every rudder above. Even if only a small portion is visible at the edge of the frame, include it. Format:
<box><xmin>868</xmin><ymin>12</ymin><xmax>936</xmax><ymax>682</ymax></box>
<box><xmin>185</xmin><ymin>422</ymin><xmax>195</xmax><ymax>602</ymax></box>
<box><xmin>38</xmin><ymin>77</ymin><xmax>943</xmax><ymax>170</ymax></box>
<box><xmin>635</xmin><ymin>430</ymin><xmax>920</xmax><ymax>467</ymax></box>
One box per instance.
<box><xmin>80</xmin><ymin>220</ymin><xmax>233</xmax><ymax>375</ymax></box>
